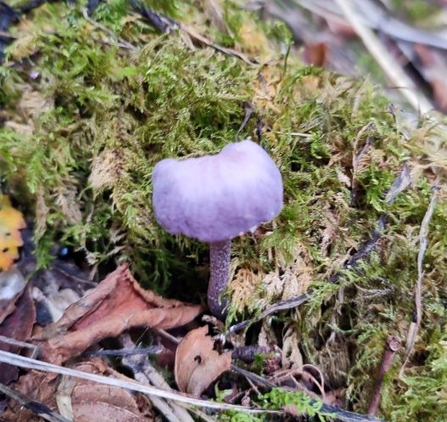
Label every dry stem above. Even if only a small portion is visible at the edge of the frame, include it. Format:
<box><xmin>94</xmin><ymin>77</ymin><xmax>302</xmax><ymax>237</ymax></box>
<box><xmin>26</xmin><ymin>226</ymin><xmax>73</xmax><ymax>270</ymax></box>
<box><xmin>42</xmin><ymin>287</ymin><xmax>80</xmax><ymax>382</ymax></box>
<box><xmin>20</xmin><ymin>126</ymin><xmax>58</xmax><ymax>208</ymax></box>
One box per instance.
<box><xmin>368</xmin><ymin>335</ymin><xmax>401</xmax><ymax>416</ymax></box>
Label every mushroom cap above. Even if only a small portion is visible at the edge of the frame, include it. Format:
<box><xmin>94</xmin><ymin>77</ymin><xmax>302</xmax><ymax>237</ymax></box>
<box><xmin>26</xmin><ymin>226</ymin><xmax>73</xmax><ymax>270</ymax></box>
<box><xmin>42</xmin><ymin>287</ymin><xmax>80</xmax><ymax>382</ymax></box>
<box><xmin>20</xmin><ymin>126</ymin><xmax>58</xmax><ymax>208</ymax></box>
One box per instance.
<box><xmin>152</xmin><ymin>140</ymin><xmax>283</xmax><ymax>243</ymax></box>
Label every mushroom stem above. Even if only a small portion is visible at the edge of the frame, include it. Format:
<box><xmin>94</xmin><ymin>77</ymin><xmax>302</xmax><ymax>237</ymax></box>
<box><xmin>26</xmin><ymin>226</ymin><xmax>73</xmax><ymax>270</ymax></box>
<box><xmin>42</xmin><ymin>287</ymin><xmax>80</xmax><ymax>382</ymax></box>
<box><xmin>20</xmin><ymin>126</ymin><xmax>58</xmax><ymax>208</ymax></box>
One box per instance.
<box><xmin>208</xmin><ymin>240</ymin><xmax>231</xmax><ymax>318</ymax></box>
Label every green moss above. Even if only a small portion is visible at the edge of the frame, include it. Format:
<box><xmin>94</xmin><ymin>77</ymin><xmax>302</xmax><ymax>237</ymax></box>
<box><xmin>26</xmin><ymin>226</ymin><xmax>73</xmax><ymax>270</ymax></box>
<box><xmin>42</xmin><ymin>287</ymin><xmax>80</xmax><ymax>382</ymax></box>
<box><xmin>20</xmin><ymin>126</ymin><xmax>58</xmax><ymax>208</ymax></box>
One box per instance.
<box><xmin>2</xmin><ymin>2</ymin><xmax>258</xmax><ymax>288</ymax></box>
<box><xmin>392</xmin><ymin>329</ymin><xmax>447</xmax><ymax>421</ymax></box>
<box><xmin>391</xmin><ymin>0</ymin><xmax>442</xmax><ymax>27</ymax></box>
<box><xmin>1</xmin><ymin>1</ymin><xmax>447</xmax><ymax>420</ymax></box>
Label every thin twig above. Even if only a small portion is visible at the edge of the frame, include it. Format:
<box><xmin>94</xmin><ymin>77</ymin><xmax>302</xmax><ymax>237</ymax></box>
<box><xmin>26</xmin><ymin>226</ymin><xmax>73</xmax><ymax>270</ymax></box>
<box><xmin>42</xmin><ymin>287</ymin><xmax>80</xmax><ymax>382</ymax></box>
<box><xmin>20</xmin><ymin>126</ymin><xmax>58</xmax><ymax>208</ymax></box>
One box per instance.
<box><xmin>131</xmin><ymin>4</ymin><xmax>258</xmax><ymax>65</ymax></box>
<box><xmin>0</xmin><ymin>350</ymin><xmax>277</xmax><ymax>414</ymax></box>
<box><xmin>156</xmin><ymin>328</ymin><xmax>180</xmax><ymax>345</ymax></box>
<box><xmin>399</xmin><ymin>186</ymin><xmax>438</xmax><ymax>377</ymax></box>
<box><xmin>121</xmin><ymin>334</ymin><xmax>194</xmax><ymax>422</ymax></box>
<box><xmin>0</xmin><ymin>335</ymin><xmax>37</xmax><ymax>351</ymax></box>
<box><xmin>231</xmin><ymin>365</ymin><xmax>386</xmax><ymax>422</ymax></box>
<box><xmin>0</xmin><ymin>382</ymin><xmax>70</xmax><ymax>422</ymax></box>
<box><xmin>368</xmin><ymin>335</ymin><xmax>400</xmax><ymax>415</ymax></box>
<box><xmin>333</xmin><ymin>0</ymin><xmax>433</xmax><ymax>114</ymax></box>
<box><xmin>301</xmin><ymin>364</ymin><xmax>326</xmax><ymax>401</ymax></box>
<box><xmin>86</xmin><ymin>345</ymin><xmax>162</xmax><ymax>357</ymax></box>
<box><xmin>385</xmin><ymin>163</ymin><xmax>411</xmax><ymax>205</ymax></box>
<box><xmin>227</xmin><ymin>292</ymin><xmax>311</xmax><ymax>333</ymax></box>
<box><xmin>81</xmin><ymin>8</ymin><xmax>137</xmax><ymax>51</ymax></box>
<box><xmin>291</xmin><ymin>0</ymin><xmax>447</xmax><ymax>51</ymax></box>
<box><xmin>0</xmin><ymin>30</ymin><xmax>16</xmax><ymax>39</ymax></box>
<box><xmin>227</xmin><ymin>214</ymin><xmax>386</xmax><ymax>334</ymax></box>
<box><xmin>235</xmin><ymin>102</ymin><xmax>254</xmax><ymax>142</ymax></box>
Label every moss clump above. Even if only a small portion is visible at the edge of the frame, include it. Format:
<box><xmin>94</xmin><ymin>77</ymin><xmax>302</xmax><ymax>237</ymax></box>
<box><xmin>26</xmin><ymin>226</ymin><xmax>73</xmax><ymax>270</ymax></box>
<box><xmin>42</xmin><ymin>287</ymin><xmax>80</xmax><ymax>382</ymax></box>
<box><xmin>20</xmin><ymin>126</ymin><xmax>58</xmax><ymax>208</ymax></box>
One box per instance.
<box><xmin>1</xmin><ymin>0</ymin><xmax>447</xmax><ymax>420</ymax></box>
<box><xmin>1</xmin><ymin>0</ymin><xmax>260</xmax><ymax>288</ymax></box>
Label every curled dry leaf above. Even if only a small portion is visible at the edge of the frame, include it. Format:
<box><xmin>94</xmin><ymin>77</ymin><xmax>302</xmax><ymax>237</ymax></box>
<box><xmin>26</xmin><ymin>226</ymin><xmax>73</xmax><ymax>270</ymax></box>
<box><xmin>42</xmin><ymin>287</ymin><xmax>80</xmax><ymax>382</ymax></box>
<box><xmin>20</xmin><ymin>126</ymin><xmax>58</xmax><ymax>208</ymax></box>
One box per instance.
<box><xmin>57</xmin><ymin>359</ymin><xmax>153</xmax><ymax>422</ymax></box>
<box><xmin>35</xmin><ymin>264</ymin><xmax>203</xmax><ymax>365</ymax></box>
<box><xmin>0</xmin><ymin>282</ymin><xmax>35</xmax><ymax>384</ymax></box>
<box><xmin>2</xmin><ymin>369</ymin><xmax>59</xmax><ymax>422</ymax></box>
<box><xmin>174</xmin><ymin>325</ymin><xmax>231</xmax><ymax>397</ymax></box>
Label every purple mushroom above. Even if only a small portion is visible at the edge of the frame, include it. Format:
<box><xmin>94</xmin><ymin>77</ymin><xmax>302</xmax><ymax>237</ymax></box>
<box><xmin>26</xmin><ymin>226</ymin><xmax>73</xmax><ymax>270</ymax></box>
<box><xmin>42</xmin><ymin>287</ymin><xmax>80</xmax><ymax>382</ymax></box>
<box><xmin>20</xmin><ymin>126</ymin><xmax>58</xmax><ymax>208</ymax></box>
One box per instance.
<box><xmin>152</xmin><ymin>140</ymin><xmax>283</xmax><ymax>318</ymax></box>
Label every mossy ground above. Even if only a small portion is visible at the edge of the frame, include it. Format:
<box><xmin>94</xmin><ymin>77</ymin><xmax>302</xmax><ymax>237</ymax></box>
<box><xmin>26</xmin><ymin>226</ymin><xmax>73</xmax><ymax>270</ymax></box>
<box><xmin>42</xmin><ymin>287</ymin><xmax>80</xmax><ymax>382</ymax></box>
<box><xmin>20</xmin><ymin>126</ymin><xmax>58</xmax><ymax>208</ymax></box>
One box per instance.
<box><xmin>1</xmin><ymin>0</ymin><xmax>447</xmax><ymax>420</ymax></box>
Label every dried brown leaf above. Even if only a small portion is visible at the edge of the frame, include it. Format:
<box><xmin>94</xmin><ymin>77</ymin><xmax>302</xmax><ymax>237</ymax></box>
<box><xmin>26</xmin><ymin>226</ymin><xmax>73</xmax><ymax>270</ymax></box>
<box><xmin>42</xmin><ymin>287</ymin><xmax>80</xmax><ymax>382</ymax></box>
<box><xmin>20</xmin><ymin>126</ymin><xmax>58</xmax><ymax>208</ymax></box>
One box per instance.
<box><xmin>0</xmin><ymin>283</ymin><xmax>35</xmax><ymax>384</ymax></box>
<box><xmin>3</xmin><ymin>357</ymin><xmax>152</xmax><ymax>422</ymax></box>
<box><xmin>2</xmin><ymin>370</ymin><xmax>59</xmax><ymax>422</ymax></box>
<box><xmin>174</xmin><ymin>326</ymin><xmax>231</xmax><ymax>397</ymax></box>
<box><xmin>35</xmin><ymin>265</ymin><xmax>203</xmax><ymax>364</ymax></box>
<box><xmin>64</xmin><ymin>360</ymin><xmax>152</xmax><ymax>422</ymax></box>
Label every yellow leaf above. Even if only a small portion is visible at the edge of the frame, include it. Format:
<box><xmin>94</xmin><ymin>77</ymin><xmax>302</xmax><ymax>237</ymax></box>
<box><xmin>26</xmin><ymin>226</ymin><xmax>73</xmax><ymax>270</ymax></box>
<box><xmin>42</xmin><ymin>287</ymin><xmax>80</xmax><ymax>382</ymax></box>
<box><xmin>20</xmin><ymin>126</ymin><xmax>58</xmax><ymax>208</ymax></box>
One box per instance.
<box><xmin>0</xmin><ymin>196</ymin><xmax>26</xmax><ymax>271</ymax></box>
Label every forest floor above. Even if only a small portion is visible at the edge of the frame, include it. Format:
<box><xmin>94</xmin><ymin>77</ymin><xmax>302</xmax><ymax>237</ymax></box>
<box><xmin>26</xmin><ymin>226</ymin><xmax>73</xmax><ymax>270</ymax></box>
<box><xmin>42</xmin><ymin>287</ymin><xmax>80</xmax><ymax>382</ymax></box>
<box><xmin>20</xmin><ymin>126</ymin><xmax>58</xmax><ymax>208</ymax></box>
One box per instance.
<box><xmin>1</xmin><ymin>1</ymin><xmax>447</xmax><ymax>421</ymax></box>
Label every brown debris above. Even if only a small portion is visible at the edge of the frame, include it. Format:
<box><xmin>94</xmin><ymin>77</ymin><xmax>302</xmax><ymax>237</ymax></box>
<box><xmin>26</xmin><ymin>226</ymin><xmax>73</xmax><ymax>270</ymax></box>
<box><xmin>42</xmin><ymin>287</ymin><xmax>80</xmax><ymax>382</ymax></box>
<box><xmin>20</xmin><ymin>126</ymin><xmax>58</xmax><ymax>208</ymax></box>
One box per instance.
<box><xmin>368</xmin><ymin>335</ymin><xmax>401</xmax><ymax>416</ymax></box>
<box><xmin>414</xmin><ymin>44</ymin><xmax>447</xmax><ymax>113</ymax></box>
<box><xmin>35</xmin><ymin>265</ymin><xmax>203</xmax><ymax>365</ymax></box>
<box><xmin>2</xmin><ymin>369</ymin><xmax>60</xmax><ymax>422</ymax></box>
<box><xmin>2</xmin><ymin>357</ymin><xmax>154</xmax><ymax>422</ymax></box>
<box><xmin>121</xmin><ymin>334</ymin><xmax>194</xmax><ymax>422</ymax></box>
<box><xmin>63</xmin><ymin>359</ymin><xmax>154</xmax><ymax>422</ymax></box>
<box><xmin>0</xmin><ymin>283</ymin><xmax>35</xmax><ymax>384</ymax></box>
<box><xmin>174</xmin><ymin>325</ymin><xmax>231</xmax><ymax>397</ymax></box>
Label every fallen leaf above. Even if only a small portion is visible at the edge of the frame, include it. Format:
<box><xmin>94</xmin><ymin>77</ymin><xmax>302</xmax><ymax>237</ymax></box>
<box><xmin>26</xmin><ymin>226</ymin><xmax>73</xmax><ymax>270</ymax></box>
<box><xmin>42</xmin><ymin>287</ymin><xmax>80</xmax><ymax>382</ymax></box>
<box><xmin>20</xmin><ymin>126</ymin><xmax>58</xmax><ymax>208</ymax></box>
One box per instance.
<box><xmin>0</xmin><ymin>196</ymin><xmax>26</xmax><ymax>271</ymax></box>
<box><xmin>174</xmin><ymin>325</ymin><xmax>231</xmax><ymax>397</ymax></box>
<box><xmin>1</xmin><ymin>369</ymin><xmax>59</xmax><ymax>422</ymax></box>
<box><xmin>57</xmin><ymin>359</ymin><xmax>153</xmax><ymax>422</ymax></box>
<box><xmin>3</xmin><ymin>357</ymin><xmax>153</xmax><ymax>422</ymax></box>
<box><xmin>0</xmin><ymin>282</ymin><xmax>35</xmax><ymax>384</ymax></box>
<box><xmin>35</xmin><ymin>264</ymin><xmax>203</xmax><ymax>364</ymax></box>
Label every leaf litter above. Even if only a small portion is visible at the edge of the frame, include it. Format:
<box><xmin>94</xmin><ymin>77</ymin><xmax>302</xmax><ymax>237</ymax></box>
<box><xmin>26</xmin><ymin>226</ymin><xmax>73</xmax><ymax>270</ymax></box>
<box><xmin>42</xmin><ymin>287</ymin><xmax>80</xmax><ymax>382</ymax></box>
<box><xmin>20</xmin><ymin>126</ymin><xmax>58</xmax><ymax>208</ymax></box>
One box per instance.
<box><xmin>35</xmin><ymin>265</ymin><xmax>203</xmax><ymax>365</ymax></box>
<box><xmin>174</xmin><ymin>325</ymin><xmax>232</xmax><ymax>398</ymax></box>
<box><xmin>0</xmin><ymin>281</ymin><xmax>35</xmax><ymax>385</ymax></box>
<box><xmin>1</xmin><ymin>0</ymin><xmax>447</xmax><ymax>421</ymax></box>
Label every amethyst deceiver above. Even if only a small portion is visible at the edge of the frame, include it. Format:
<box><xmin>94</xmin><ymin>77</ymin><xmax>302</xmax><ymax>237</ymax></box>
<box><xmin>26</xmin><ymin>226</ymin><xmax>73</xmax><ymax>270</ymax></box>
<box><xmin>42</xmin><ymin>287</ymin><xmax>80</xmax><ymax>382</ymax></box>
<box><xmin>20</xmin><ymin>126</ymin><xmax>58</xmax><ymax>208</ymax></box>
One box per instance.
<box><xmin>152</xmin><ymin>140</ymin><xmax>283</xmax><ymax>318</ymax></box>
